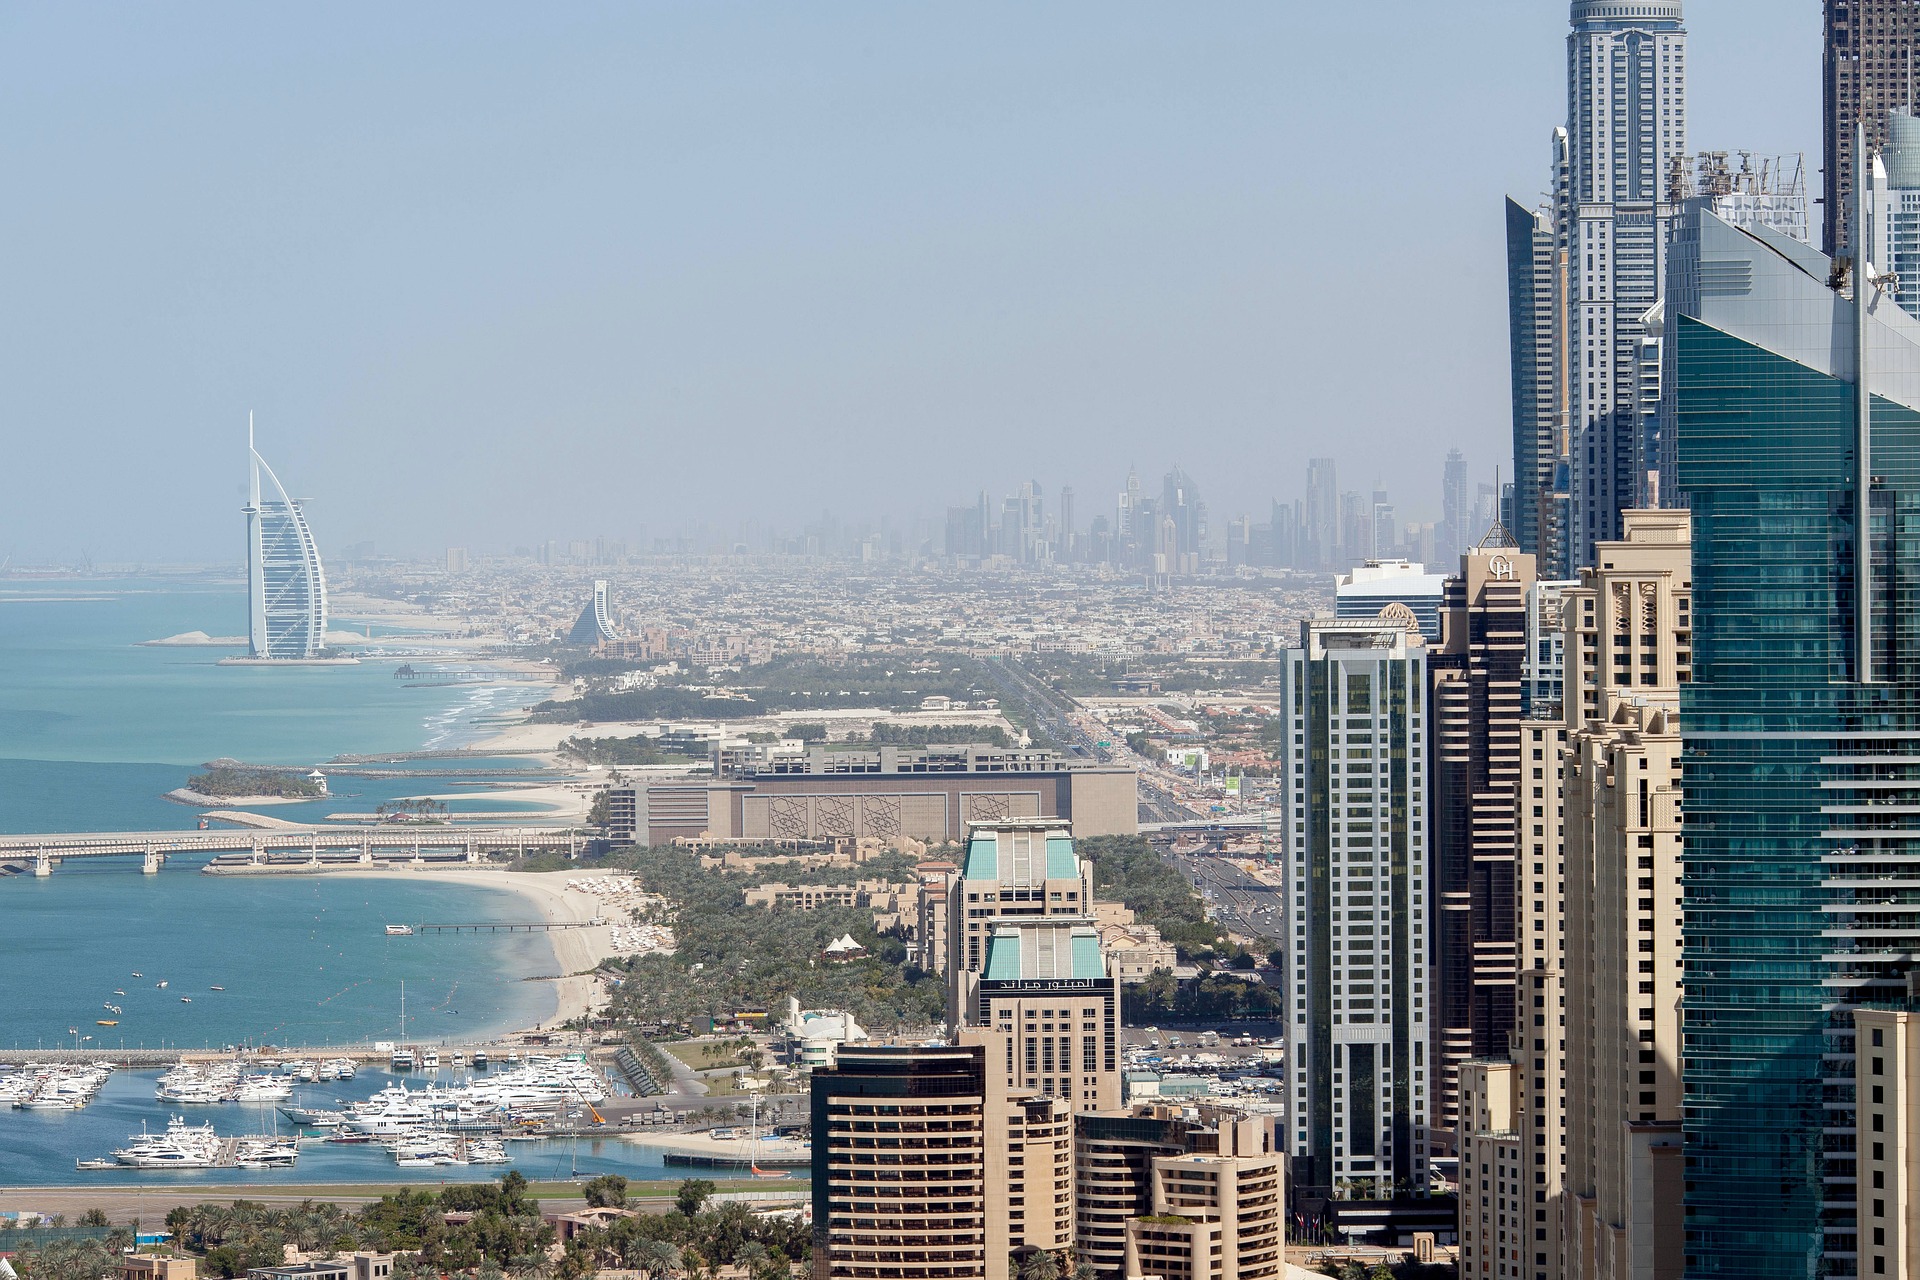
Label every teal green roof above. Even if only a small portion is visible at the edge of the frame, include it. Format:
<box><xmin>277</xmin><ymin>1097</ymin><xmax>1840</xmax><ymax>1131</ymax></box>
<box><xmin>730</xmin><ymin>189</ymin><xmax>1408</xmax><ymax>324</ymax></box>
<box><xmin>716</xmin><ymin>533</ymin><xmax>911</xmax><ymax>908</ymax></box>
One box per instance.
<box><xmin>981</xmin><ymin>926</ymin><xmax>1108</xmax><ymax>981</ymax></box>
<box><xmin>984</xmin><ymin>933</ymin><xmax>1024</xmax><ymax>980</ymax></box>
<box><xmin>1045</xmin><ymin>836</ymin><xmax>1078</xmax><ymax>880</ymax></box>
<box><xmin>1071</xmin><ymin>933</ymin><xmax>1105</xmax><ymax>978</ymax></box>
<box><xmin>964</xmin><ymin>835</ymin><xmax>998</xmax><ymax>880</ymax></box>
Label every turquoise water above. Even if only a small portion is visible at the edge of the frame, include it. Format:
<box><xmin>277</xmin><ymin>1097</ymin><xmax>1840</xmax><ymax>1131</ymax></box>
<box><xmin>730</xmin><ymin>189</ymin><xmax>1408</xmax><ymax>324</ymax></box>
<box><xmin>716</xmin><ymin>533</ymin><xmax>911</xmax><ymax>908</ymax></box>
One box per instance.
<box><xmin>0</xmin><ymin>578</ymin><xmax>572</xmax><ymax>1055</ymax></box>
<box><xmin>2</xmin><ymin>854</ymin><xmax>560</xmax><ymax>1052</ymax></box>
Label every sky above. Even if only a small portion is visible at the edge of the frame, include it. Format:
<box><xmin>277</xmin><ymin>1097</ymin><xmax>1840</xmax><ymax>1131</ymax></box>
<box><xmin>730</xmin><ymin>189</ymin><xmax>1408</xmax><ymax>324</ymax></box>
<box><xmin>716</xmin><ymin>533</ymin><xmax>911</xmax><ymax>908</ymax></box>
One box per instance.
<box><xmin>0</xmin><ymin>1</ymin><xmax>1821</xmax><ymax>563</ymax></box>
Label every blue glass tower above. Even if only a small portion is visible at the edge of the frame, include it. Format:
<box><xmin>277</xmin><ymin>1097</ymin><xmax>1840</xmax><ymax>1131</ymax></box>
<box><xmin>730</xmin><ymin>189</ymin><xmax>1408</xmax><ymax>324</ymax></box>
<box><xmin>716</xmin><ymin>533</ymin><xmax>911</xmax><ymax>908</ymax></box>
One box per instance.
<box><xmin>1675</xmin><ymin>204</ymin><xmax>1920</xmax><ymax>1276</ymax></box>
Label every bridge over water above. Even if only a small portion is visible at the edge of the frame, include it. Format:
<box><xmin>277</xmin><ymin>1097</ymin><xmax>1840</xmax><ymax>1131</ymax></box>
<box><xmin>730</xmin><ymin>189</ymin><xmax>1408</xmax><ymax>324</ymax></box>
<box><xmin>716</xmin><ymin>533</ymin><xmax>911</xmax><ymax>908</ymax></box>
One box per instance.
<box><xmin>0</xmin><ymin>824</ymin><xmax>588</xmax><ymax>876</ymax></box>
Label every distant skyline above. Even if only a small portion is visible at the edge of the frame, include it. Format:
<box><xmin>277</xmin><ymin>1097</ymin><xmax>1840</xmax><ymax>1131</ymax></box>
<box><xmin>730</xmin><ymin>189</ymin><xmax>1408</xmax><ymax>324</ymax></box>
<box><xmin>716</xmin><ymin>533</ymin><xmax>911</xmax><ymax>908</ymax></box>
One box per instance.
<box><xmin>0</xmin><ymin>2</ymin><xmax>1818</xmax><ymax>563</ymax></box>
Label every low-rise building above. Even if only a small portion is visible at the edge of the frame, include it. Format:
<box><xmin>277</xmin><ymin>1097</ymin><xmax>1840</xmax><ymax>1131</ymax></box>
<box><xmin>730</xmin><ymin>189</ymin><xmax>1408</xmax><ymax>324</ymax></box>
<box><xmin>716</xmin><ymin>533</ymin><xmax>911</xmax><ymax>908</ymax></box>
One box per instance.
<box><xmin>115</xmin><ymin>1258</ymin><xmax>199</xmax><ymax>1280</ymax></box>
<box><xmin>246</xmin><ymin>1256</ymin><xmax>394</xmax><ymax>1280</ymax></box>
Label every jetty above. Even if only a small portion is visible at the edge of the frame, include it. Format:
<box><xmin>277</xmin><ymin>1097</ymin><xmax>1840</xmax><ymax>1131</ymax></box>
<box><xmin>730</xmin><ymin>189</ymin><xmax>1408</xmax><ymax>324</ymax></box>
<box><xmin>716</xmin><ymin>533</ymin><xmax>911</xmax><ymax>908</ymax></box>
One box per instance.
<box><xmin>0</xmin><ymin>824</ymin><xmax>588</xmax><ymax>877</ymax></box>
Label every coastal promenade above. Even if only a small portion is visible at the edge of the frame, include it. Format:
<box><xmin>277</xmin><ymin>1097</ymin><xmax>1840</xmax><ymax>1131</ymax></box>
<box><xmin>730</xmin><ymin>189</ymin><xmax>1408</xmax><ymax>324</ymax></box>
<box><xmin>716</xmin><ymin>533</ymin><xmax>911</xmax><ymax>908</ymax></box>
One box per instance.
<box><xmin>0</xmin><ymin>824</ymin><xmax>588</xmax><ymax>875</ymax></box>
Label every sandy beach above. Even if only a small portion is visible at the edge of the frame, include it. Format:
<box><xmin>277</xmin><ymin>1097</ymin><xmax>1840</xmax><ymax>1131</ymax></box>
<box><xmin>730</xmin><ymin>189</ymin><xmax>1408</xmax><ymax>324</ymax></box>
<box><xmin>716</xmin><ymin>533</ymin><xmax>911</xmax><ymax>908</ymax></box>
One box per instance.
<box><xmin>327</xmin><ymin>867</ymin><xmax>616</xmax><ymax>1032</ymax></box>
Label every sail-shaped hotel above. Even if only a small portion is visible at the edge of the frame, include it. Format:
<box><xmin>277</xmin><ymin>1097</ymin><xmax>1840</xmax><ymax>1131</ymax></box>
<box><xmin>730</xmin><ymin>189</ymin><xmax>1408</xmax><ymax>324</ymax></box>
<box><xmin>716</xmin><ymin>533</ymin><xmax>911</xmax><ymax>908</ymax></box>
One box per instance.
<box><xmin>243</xmin><ymin>420</ymin><xmax>328</xmax><ymax>660</ymax></box>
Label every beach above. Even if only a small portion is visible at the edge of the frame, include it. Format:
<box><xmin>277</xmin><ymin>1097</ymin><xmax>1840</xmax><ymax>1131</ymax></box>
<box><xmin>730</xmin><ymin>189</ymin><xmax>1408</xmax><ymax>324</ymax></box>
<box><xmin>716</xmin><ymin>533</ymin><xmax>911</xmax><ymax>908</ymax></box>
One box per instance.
<box><xmin>327</xmin><ymin>867</ymin><xmax>616</xmax><ymax>1032</ymax></box>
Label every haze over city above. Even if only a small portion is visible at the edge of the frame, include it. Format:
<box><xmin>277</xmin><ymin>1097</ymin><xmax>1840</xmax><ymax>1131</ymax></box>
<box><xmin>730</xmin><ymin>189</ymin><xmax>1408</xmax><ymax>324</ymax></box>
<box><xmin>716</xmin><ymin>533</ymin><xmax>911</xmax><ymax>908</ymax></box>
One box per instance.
<box><xmin>0</xmin><ymin>1</ymin><xmax>1815</xmax><ymax>562</ymax></box>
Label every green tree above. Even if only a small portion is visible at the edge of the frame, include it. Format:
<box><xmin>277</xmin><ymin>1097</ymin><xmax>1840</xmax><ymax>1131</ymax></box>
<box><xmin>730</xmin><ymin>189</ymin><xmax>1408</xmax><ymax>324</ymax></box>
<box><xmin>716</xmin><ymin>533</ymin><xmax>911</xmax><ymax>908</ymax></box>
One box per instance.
<box><xmin>76</xmin><ymin>1209</ymin><xmax>108</xmax><ymax>1227</ymax></box>
<box><xmin>583</xmin><ymin>1174</ymin><xmax>628</xmax><ymax>1209</ymax></box>
<box><xmin>675</xmin><ymin>1178</ymin><xmax>717</xmax><ymax>1218</ymax></box>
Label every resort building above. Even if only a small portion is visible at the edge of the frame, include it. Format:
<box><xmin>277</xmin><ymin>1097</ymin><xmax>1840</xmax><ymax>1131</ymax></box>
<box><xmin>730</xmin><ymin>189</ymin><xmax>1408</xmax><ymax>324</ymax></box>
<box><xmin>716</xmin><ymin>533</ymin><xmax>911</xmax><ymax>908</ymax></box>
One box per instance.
<box><xmin>1074</xmin><ymin>1104</ymin><xmax>1284</xmax><ymax>1280</ymax></box>
<box><xmin>567</xmin><ymin>579</ymin><xmax>619</xmax><ymax>646</ymax></box>
<box><xmin>807</xmin><ymin>1032</ymin><xmax>1071</xmax><ymax>1280</ymax></box>
<box><xmin>243</xmin><ymin>423</ymin><xmax>328</xmax><ymax>660</ymax></box>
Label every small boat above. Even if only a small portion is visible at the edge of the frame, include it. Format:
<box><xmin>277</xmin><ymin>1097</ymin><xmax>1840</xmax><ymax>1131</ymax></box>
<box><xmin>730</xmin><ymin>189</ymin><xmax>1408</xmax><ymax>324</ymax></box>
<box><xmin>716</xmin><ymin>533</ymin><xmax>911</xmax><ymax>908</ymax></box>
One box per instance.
<box><xmin>156</xmin><ymin>981</ymin><xmax>168</xmax><ymax>989</ymax></box>
<box><xmin>96</xmin><ymin>1020</ymin><xmax>117</xmax><ymax>1027</ymax></box>
<box><xmin>210</xmin><ymin>986</ymin><xmax>224</xmax><ymax>992</ymax></box>
<box><xmin>113</xmin><ymin>990</ymin><xmax>125</xmax><ymax>996</ymax></box>
<box><xmin>75</xmin><ymin>1158</ymin><xmax>118</xmax><ymax>1170</ymax></box>
<box><xmin>179</xmin><ymin>997</ymin><xmax>191</xmax><ymax>1004</ymax></box>
<box><xmin>131</xmin><ymin>972</ymin><xmax>142</xmax><ymax>978</ymax></box>
<box><xmin>385</xmin><ymin>924</ymin><xmax>414</xmax><ymax>936</ymax></box>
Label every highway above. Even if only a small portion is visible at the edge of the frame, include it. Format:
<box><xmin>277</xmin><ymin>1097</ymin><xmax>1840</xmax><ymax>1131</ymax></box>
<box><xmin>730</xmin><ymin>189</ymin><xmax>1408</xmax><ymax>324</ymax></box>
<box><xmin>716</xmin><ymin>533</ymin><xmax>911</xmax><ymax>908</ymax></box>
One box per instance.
<box><xmin>1167</xmin><ymin>846</ymin><xmax>1284</xmax><ymax>949</ymax></box>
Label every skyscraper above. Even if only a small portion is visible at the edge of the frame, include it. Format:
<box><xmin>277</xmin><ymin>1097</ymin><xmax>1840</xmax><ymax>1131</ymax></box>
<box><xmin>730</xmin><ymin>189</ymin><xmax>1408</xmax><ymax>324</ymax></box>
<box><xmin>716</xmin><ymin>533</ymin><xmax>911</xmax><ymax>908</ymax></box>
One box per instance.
<box><xmin>1565</xmin><ymin>0</ymin><xmax>1687</xmax><ymax>567</ymax></box>
<box><xmin>1508</xmin><ymin>179</ymin><xmax>1565</xmax><ymax>570</ymax></box>
<box><xmin>1306</xmin><ymin>458</ymin><xmax>1339</xmax><ymax>571</ymax></box>
<box><xmin>1823</xmin><ymin>0</ymin><xmax>1920</xmax><ymax>254</ymax></box>
<box><xmin>1430</xmin><ymin>535</ymin><xmax>1536</xmax><ymax>1136</ymax></box>
<box><xmin>1672</xmin><ymin>205</ymin><xmax>1920</xmax><ymax>1276</ymax></box>
<box><xmin>244</xmin><ymin>421</ymin><xmax>328</xmax><ymax>661</ymax></box>
<box><xmin>1280</xmin><ymin>616</ymin><xmax>1432</xmax><ymax>1198</ymax></box>
<box><xmin>1864</xmin><ymin>110</ymin><xmax>1920</xmax><ymax>323</ymax></box>
<box><xmin>1443</xmin><ymin>447</ymin><xmax>1473</xmax><ymax>567</ymax></box>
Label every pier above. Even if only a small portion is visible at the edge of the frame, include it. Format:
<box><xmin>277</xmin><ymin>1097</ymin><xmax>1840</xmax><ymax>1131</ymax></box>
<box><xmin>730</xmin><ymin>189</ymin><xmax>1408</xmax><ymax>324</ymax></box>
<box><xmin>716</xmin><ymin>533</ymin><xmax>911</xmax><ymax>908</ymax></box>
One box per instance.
<box><xmin>413</xmin><ymin>920</ymin><xmax>603</xmax><ymax>933</ymax></box>
<box><xmin>0</xmin><ymin>825</ymin><xmax>589</xmax><ymax>876</ymax></box>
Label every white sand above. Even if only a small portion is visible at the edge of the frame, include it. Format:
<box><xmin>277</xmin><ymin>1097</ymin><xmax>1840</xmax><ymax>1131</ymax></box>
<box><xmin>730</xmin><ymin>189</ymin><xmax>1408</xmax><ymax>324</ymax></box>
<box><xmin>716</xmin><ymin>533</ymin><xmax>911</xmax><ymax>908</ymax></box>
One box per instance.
<box><xmin>327</xmin><ymin>867</ymin><xmax>615</xmax><ymax>1031</ymax></box>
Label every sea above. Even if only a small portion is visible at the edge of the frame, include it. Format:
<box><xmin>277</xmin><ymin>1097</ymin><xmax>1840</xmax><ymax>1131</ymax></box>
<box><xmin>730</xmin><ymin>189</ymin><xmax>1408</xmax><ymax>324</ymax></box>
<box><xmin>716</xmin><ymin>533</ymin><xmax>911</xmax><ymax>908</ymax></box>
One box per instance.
<box><xmin>0</xmin><ymin>576</ymin><xmax>693</xmax><ymax>1186</ymax></box>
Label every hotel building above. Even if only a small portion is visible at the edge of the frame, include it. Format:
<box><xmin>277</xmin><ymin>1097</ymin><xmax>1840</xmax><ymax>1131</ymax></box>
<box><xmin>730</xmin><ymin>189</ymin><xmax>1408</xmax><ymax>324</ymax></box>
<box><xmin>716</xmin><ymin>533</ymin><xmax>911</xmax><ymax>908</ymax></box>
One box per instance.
<box><xmin>1280</xmin><ymin>615</ymin><xmax>1431</xmax><ymax>1197</ymax></box>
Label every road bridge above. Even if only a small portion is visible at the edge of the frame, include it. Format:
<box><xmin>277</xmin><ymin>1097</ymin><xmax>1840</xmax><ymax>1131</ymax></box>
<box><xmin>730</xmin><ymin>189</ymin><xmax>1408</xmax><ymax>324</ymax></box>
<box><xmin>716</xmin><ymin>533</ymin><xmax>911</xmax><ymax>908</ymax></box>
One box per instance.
<box><xmin>0</xmin><ymin>825</ymin><xmax>587</xmax><ymax>877</ymax></box>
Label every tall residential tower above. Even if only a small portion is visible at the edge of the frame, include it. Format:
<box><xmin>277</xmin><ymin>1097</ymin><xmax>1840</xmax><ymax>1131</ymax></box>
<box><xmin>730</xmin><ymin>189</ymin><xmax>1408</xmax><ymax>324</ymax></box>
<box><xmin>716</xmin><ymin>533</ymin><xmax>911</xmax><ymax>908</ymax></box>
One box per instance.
<box><xmin>1565</xmin><ymin>0</ymin><xmax>1687</xmax><ymax>567</ymax></box>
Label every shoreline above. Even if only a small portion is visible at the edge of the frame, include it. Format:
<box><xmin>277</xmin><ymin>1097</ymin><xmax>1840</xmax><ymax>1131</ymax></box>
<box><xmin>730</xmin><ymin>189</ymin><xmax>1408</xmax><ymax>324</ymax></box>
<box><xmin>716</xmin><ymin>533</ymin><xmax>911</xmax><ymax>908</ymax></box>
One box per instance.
<box><xmin>324</xmin><ymin>867</ymin><xmax>611</xmax><ymax>1036</ymax></box>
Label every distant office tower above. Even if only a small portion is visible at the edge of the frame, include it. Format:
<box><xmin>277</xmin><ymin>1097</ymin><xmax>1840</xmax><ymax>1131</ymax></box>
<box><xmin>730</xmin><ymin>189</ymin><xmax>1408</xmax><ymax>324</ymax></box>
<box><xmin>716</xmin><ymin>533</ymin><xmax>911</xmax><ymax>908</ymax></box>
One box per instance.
<box><xmin>1335</xmin><ymin>560</ymin><xmax>1447</xmax><ymax>640</ymax></box>
<box><xmin>809</xmin><ymin>1032</ymin><xmax>1073</xmax><ymax>1280</ymax></box>
<box><xmin>1161</xmin><ymin>468</ymin><xmax>1205</xmax><ymax>574</ymax></box>
<box><xmin>244</xmin><ymin>422</ymin><xmax>328</xmax><ymax>660</ymax></box>
<box><xmin>1058</xmin><ymin>486</ymin><xmax>1076</xmax><ymax>561</ymax></box>
<box><xmin>1672</xmin><ymin>206</ymin><xmax>1920</xmax><ymax>1276</ymax></box>
<box><xmin>1565</xmin><ymin>0</ymin><xmax>1687</xmax><ymax>568</ymax></box>
<box><xmin>1823</xmin><ymin>0</ymin><xmax>1920</xmax><ymax>254</ymax></box>
<box><xmin>1371</xmin><ymin>489</ymin><xmax>1396</xmax><ymax>560</ymax></box>
<box><xmin>1557</xmin><ymin>510</ymin><xmax>1690</xmax><ymax>1280</ymax></box>
<box><xmin>1443</xmin><ymin>449</ymin><xmax>1473</xmax><ymax>566</ymax></box>
<box><xmin>1226</xmin><ymin>515</ymin><xmax>1251</xmax><ymax>569</ymax></box>
<box><xmin>1118</xmin><ymin>467</ymin><xmax>1143</xmax><ymax>557</ymax></box>
<box><xmin>444</xmin><ymin>547</ymin><xmax>469</xmax><ymax>574</ymax></box>
<box><xmin>1306</xmin><ymin>458</ymin><xmax>1339</xmax><ymax>571</ymax></box>
<box><xmin>1508</xmin><ymin>186</ymin><xmax>1565</xmax><ymax>569</ymax></box>
<box><xmin>1280</xmin><ymin>616</ymin><xmax>1432</xmax><ymax>1198</ymax></box>
<box><xmin>1430</xmin><ymin>535</ymin><xmax>1535</xmax><ymax>1136</ymax></box>
<box><xmin>566</xmin><ymin>580</ymin><xmax>618</xmax><ymax>646</ymax></box>
<box><xmin>1075</xmin><ymin>1106</ymin><xmax>1284</xmax><ymax>1280</ymax></box>
<box><xmin>1865</xmin><ymin>110</ymin><xmax>1920</xmax><ymax>321</ymax></box>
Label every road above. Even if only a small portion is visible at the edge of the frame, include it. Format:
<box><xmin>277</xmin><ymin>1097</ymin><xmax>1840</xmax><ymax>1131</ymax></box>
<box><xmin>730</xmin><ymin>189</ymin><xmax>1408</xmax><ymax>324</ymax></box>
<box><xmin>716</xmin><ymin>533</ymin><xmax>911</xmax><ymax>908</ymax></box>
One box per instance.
<box><xmin>983</xmin><ymin>657</ymin><xmax>1204</xmax><ymax>825</ymax></box>
<box><xmin>1169</xmin><ymin>848</ymin><xmax>1283</xmax><ymax>949</ymax></box>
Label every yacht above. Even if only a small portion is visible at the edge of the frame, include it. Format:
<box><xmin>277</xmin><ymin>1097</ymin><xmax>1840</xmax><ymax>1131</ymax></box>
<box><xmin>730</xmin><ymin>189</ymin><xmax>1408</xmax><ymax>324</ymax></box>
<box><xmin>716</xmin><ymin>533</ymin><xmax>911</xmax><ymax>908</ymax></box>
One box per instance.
<box><xmin>385</xmin><ymin>924</ymin><xmax>414</xmax><ymax>936</ymax></box>
<box><xmin>280</xmin><ymin>1105</ymin><xmax>345</xmax><ymax>1129</ymax></box>
<box><xmin>390</xmin><ymin>1046</ymin><xmax>416</xmax><ymax>1072</ymax></box>
<box><xmin>234</xmin><ymin>1137</ymin><xmax>299</xmax><ymax>1169</ymax></box>
<box><xmin>421</xmin><ymin>1048</ymin><xmax>440</xmax><ymax>1070</ymax></box>
<box><xmin>232</xmin><ymin>1074</ymin><xmax>293</xmax><ymax>1102</ymax></box>
<box><xmin>112</xmin><ymin>1116</ymin><xmax>220</xmax><ymax>1169</ymax></box>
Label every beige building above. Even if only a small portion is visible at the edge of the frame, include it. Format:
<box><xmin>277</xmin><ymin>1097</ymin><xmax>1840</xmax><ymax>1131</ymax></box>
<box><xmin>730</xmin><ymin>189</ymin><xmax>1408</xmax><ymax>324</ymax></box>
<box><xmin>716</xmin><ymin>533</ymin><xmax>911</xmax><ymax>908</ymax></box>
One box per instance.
<box><xmin>117</xmin><ymin>1259</ymin><xmax>199</xmax><ymax>1280</ymax></box>
<box><xmin>1857</xmin><ymin>1006</ymin><xmax>1920</xmax><ymax>1279</ymax></box>
<box><xmin>949</xmin><ymin>821</ymin><xmax>1122</xmax><ymax>1113</ymax></box>
<box><xmin>1459</xmin><ymin>510</ymin><xmax>1690</xmax><ymax>1280</ymax></box>
<box><xmin>1560</xmin><ymin>511</ymin><xmax>1689</xmax><ymax>1280</ymax></box>
<box><xmin>608</xmin><ymin>747</ymin><xmax>1137</xmax><ymax>847</ymax></box>
<box><xmin>1090</xmin><ymin>1105</ymin><xmax>1282</xmax><ymax>1280</ymax></box>
<box><xmin>807</xmin><ymin>1031</ymin><xmax>1071</xmax><ymax>1280</ymax></box>
<box><xmin>1458</xmin><ymin>1059</ymin><xmax>1527</xmax><ymax>1280</ymax></box>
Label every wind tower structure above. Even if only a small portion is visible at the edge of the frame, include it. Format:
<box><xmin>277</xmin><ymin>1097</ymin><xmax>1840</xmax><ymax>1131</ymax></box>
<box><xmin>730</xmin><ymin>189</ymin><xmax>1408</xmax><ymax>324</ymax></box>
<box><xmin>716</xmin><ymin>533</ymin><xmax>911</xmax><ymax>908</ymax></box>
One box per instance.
<box><xmin>243</xmin><ymin>417</ymin><xmax>328</xmax><ymax>660</ymax></box>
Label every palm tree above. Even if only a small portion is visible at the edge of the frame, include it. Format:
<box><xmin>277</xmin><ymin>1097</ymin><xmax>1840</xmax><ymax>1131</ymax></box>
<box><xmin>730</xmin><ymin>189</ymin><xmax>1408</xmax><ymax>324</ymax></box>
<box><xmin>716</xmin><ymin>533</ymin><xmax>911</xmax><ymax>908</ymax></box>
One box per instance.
<box><xmin>1016</xmin><ymin>1249</ymin><xmax>1062</xmax><ymax>1280</ymax></box>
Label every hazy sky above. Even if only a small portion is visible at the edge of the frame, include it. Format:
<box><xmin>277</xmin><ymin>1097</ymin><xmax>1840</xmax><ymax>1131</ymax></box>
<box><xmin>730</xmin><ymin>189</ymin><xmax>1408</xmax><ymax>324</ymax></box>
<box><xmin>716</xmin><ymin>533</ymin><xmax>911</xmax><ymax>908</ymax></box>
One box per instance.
<box><xmin>0</xmin><ymin>1</ymin><xmax>1819</xmax><ymax>563</ymax></box>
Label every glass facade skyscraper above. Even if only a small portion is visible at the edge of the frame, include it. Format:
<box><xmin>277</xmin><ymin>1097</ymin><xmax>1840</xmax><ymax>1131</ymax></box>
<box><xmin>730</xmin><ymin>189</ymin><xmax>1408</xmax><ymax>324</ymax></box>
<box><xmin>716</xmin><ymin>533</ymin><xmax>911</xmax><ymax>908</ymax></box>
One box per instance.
<box><xmin>1676</xmin><ymin>206</ymin><xmax>1920</xmax><ymax>1277</ymax></box>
